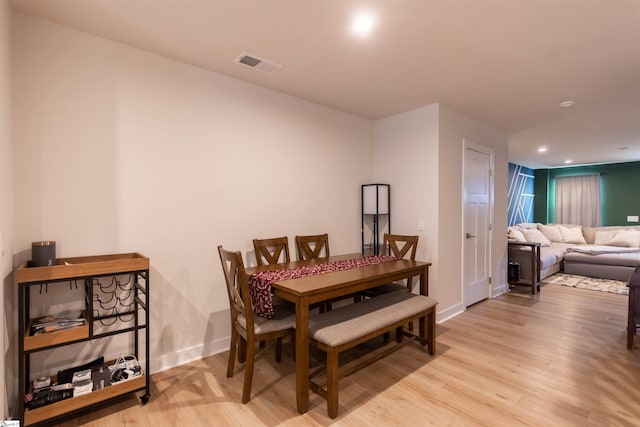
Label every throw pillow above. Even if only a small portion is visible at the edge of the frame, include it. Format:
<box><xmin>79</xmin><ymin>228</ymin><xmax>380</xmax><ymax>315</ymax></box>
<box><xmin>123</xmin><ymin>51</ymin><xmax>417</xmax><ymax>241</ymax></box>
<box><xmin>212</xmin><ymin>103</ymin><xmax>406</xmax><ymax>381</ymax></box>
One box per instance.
<box><xmin>607</xmin><ymin>229</ymin><xmax>640</xmax><ymax>247</ymax></box>
<box><xmin>538</xmin><ymin>224</ymin><xmax>563</xmax><ymax>242</ymax></box>
<box><xmin>521</xmin><ymin>228</ymin><xmax>552</xmax><ymax>247</ymax></box>
<box><xmin>516</xmin><ymin>222</ymin><xmax>539</xmax><ymax>229</ymax></box>
<box><xmin>594</xmin><ymin>230</ymin><xmax>618</xmax><ymax>245</ymax></box>
<box><xmin>508</xmin><ymin>226</ymin><xmax>526</xmax><ymax>242</ymax></box>
<box><xmin>559</xmin><ymin>226</ymin><xmax>586</xmax><ymax>244</ymax></box>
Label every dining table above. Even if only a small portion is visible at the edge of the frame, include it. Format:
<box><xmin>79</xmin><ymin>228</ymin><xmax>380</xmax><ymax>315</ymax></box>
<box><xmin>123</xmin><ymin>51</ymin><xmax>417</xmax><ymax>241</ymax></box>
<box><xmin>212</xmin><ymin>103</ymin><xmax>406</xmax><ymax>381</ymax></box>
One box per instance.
<box><xmin>245</xmin><ymin>253</ymin><xmax>431</xmax><ymax>414</ymax></box>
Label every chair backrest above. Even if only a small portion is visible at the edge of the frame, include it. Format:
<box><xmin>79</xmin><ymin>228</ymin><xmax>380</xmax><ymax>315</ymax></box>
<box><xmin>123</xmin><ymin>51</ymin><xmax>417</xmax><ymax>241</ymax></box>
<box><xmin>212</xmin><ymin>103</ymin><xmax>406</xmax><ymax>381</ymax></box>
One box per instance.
<box><xmin>253</xmin><ymin>237</ymin><xmax>291</xmax><ymax>266</ymax></box>
<box><xmin>383</xmin><ymin>233</ymin><xmax>418</xmax><ymax>260</ymax></box>
<box><xmin>383</xmin><ymin>233</ymin><xmax>419</xmax><ymax>291</ymax></box>
<box><xmin>218</xmin><ymin>246</ymin><xmax>254</xmax><ymax>330</ymax></box>
<box><xmin>295</xmin><ymin>234</ymin><xmax>330</xmax><ymax>261</ymax></box>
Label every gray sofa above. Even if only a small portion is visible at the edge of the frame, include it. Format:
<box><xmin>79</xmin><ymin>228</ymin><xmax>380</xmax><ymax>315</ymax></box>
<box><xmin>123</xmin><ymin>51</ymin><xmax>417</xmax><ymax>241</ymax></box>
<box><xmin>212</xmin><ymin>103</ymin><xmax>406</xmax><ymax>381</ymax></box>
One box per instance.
<box><xmin>508</xmin><ymin>223</ymin><xmax>640</xmax><ymax>282</ymax></box>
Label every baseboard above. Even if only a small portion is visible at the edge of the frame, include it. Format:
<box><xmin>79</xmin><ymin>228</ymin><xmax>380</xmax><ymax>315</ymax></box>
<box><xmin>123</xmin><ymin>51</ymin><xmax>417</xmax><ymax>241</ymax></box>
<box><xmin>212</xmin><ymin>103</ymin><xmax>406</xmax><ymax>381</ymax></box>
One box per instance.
<box><xmin>492</xmin><ymin>282</ymin><xmax>509</xmax><ymax>297</ymax></box>
<box><xmin>152</xmin><ymin>337</ymin><xmax>230</xmax><ymax>374</ymax></box>
<box><xmin>437</xmin><ymin>302</ymin><xmax>465</xmax><ymax>323</ymax></box>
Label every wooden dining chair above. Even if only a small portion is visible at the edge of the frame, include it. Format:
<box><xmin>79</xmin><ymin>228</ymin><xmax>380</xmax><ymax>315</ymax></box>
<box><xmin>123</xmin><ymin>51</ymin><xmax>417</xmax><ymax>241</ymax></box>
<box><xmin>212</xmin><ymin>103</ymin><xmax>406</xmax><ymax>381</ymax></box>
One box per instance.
<box><xmin>364</xmin><ymin>233</ymin><xmax>420</xmax><ymax>334</ymax></box>
<box><xmin>218</xmin><ymin>246</ymin><xmax>295</xmax><ymax>403</ymax></box>
<box><xmin>296</xmin><ymin>234</ymin><xmax>347</xmax><ymax>310</ymax></box>
<box><xmin>364</xmin><ymin>233</ymin><xmax>419</xmax><ymax>296</ymax></box>
<box><xmin>253</xmin><ymin>237</ymin><xmax>294</xmax><ymax>347</ymax></box>
<box><xmin>295</xmin><ymin>233</ymin><xmax>330</xmax><ymax>261</ymax></box>
<box><xmin>253</xmin><ymin>236</ymin><xmax>291</xmax><ymax>266</ymax></box>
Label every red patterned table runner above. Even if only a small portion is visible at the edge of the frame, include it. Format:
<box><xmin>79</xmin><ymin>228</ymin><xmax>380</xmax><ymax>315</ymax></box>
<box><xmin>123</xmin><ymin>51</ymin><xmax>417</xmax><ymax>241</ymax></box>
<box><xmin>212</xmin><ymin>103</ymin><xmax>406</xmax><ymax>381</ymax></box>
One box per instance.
<box><xmin>249</xmin><ymin>255</ymin><xmax>396</xmax><ymax>319</ymax></box>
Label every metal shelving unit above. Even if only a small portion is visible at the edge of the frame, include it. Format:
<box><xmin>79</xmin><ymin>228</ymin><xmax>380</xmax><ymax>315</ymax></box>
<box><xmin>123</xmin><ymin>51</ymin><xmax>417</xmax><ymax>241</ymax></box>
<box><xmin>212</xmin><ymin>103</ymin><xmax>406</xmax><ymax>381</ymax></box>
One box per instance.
<box><xmin>16</xmin><ymin>253</ymin><xmax>150</xmax><ymax>426</ymax></box>
<box><xmin>361</xmin><ymin>184</ymin><xmax>390</xmax><ymax>255</ymax></box>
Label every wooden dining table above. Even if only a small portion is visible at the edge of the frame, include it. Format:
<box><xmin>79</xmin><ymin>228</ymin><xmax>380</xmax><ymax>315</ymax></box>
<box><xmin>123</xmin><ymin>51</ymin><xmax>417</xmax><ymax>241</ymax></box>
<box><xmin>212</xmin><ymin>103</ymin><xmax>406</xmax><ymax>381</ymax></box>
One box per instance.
<box><xmin>245</xmin><ymin>253</ymin><xmax>431</xmax><ymax>414</ymax></box>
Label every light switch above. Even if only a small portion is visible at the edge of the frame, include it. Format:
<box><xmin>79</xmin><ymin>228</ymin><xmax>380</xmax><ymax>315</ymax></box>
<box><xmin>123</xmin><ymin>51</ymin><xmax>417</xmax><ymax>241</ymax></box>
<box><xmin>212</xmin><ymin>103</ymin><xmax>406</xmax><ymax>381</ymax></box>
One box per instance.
<box><xmin>627</xmin><ymin>215</ymin><xmax>639</xmax><ymax>223</ymax></box>
<box><xmin>417</xmin><ymin>218</ymin><xmax>425</xmax><ymax>231</ymax></box>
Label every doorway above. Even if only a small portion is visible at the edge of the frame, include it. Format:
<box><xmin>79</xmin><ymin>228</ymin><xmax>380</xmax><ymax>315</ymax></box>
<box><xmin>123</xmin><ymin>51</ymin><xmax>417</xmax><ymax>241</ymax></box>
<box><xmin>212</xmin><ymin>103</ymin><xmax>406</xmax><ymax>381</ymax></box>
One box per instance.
<box><xmin>463</xmin><ymin>140</ymin><xmax>494</xmax><ymax>306</ymax></box>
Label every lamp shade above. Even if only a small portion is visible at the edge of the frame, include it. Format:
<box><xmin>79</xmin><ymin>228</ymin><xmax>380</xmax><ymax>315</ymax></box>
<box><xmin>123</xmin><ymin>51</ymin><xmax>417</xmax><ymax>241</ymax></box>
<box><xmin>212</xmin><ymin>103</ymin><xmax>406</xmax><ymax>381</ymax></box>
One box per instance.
<box><xmin>362</xmin><ymin>184</ymin><xmax>389</xmax><ymax>215</ymax></box>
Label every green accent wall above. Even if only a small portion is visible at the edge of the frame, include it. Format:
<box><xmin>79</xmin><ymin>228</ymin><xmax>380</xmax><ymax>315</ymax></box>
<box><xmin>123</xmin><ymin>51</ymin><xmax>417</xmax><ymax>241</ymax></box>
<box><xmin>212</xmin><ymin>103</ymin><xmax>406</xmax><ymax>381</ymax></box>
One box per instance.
<box><xmin>534</xmin><ymin>161</ymin><xmax>640</xmax><ymax>226</ymax></box>
<box><xmin>533</xmin><ymin>169</ymin><xmax>549</xmax><ymax>223</ymax></box>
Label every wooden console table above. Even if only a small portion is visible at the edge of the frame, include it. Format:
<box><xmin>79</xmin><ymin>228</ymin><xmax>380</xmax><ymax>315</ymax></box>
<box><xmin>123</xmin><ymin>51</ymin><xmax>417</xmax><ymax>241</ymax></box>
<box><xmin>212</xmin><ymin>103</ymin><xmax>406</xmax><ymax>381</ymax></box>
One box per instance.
<box><xmin>627</xmin><ymin>267</ymin><xmax>640</xmax><ymax>349</ymax></box>
<box><xmin>507</xmin><ymin>241</ymin><xmax>541</xmax><ymax>295</ymax></box>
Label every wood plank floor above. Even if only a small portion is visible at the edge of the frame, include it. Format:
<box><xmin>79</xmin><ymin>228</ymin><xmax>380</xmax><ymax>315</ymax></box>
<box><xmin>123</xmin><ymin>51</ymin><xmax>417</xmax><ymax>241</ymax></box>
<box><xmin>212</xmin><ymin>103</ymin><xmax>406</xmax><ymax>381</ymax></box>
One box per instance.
<box><xmin>54</xmin><ymin>283</ymin><xmax>640</xmax><ymax>426</ymax></box>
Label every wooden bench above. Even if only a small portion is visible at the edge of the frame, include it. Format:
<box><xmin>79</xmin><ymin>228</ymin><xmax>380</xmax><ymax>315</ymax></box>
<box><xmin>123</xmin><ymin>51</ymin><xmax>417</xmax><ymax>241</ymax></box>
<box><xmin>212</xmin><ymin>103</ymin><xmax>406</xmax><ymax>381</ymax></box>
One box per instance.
<box><xmin>308</xmin><ymin>291</ymin><xmax>437</xmax><ymax>418</ymax></box>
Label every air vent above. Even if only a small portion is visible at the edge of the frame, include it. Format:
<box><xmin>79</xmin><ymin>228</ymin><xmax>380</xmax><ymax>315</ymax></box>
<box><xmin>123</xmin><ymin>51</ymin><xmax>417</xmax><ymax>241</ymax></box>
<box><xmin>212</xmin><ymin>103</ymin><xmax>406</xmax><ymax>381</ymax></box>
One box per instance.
<box><xmin>234</xmin><ymin>52</ymin><xmax>282</xmax><ymax>75</ymax></box>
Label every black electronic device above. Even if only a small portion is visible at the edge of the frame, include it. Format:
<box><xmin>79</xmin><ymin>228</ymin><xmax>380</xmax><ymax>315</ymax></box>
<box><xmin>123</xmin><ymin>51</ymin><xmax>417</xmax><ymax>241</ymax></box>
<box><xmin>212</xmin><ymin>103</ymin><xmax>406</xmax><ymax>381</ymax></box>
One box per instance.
<box><xmin>57</xmin><ymin>356</ymin><xmax>104</xmax><ymax>384</ymax></box>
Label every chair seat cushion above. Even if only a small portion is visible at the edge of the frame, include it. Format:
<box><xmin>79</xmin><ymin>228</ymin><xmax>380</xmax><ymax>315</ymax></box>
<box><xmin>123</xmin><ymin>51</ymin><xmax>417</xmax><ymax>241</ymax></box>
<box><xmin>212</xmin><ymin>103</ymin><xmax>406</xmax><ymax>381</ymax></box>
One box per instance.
<box><xmin>309</xmin><ymin>291</ymin><xmax>437</xmax><ymax>347</ymax></box>
<box><xmin>238</xmin><ymin>301</ymin><xmax>295</xmax><ymax>334</ymax></box>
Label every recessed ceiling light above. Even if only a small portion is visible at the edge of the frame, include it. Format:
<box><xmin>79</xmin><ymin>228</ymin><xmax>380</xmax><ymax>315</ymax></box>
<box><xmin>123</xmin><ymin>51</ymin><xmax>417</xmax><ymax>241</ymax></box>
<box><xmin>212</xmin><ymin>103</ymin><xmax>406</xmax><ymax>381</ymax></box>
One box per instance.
<box><xmin>565</xmin><ymin>160</ymin><xmax>573</xmax><ymax>164</ymax></box>
<box><xmin>352</xmin><ymin>11</ymin><xmax>375</xmax><ymax>36</ymax></box>
<box><xmin>538</xmin><ymin>147</ymin><xmax>547</xmax><ymax>153</ymax></box>
<box><xmin>559</xmin><ymin>100</ymin><xmax>575</xmax><ymax>108</ymax></box>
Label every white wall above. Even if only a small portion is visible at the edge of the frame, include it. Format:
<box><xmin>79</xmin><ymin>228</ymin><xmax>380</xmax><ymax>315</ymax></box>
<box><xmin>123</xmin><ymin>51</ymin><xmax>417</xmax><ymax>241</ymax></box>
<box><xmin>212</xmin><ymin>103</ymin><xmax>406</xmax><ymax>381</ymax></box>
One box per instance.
<box><xmin>439</xmin><ymin>104</ymin><xmax>509</xmax><ymax>319</ymax></box>
<box><xmin>11</xmin><ymin>11</ymin><xmax>373</xmax><ymax>388</ymax></box>
<box><xmin>9</xmin><ymin>9</ymin><xmax>511</xmax><ymax>420</ymax></box>
<box><xmin>373</xmin><ymin>104</ymin><xmax>440</xmax><ymax>298</ymax></box>
<box><xmin>374</xmin><ymin>104</ymin><xmax>508</xmax><ymax>321</ymax></box>
<box><xmin>0</xmin><ymin>0</ymin><xmax>13</xmax><ymax>419</ymax></box>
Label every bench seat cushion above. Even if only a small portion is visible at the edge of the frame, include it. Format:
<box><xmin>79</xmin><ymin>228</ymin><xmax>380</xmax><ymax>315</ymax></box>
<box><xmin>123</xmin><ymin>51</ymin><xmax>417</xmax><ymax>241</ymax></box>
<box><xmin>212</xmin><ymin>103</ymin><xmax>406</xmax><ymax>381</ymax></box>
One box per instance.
<box><xmin>309</xmin><ymin>292</ymin><xmax>437</xmax><ymax>347</ymax></box>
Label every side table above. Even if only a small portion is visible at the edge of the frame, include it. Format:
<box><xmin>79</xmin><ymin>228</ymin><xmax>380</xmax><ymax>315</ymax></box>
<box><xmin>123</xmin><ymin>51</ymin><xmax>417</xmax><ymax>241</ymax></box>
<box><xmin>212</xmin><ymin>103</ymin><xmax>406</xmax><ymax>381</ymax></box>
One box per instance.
<box><xmin>507</xmin><ymin>241</ymin><xmax>541</xmax><ymax>295</ymax></box>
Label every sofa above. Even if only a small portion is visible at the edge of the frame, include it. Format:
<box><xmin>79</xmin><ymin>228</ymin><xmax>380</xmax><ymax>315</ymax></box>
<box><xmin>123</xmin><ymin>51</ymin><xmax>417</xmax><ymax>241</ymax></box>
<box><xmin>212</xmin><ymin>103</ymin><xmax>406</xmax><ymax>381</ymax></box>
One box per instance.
<box><xmin>508</xmin><ymin>223</ymin><xmax>640</xmax><ymax>282</ymax></box>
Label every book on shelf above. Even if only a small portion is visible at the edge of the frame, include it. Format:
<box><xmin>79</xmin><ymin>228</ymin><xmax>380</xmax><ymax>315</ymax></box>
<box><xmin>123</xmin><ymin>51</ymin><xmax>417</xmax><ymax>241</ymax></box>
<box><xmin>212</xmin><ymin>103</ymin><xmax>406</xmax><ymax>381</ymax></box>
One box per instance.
<box><xmin>30</xmin><ymin>310</ymin><xmax>85</xmax><ymax>335</ymax></box>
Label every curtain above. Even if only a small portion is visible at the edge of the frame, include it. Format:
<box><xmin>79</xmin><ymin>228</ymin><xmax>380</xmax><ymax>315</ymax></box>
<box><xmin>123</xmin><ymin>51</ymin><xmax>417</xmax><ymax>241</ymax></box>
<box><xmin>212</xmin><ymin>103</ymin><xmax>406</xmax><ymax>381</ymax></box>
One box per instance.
<box><xmin>555</xmin><ymin>174</ymin><xmax>601</xmax><ymax>226</ymax></box>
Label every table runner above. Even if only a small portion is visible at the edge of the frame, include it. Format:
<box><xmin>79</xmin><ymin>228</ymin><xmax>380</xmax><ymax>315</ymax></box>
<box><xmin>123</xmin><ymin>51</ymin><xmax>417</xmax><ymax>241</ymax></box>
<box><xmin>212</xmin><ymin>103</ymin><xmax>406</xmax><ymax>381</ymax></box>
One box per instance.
<box><xmin>249</xmin><ymin>255</ymin><xmax>396</xmax><ymax>318</ymax></box>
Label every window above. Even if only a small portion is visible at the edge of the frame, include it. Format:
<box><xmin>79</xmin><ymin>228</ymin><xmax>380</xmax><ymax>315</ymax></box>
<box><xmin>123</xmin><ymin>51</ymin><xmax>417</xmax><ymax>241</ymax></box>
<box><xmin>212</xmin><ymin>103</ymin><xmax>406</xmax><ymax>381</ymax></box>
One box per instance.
<box><xmin>554</xmin><ymin>174</ymin><xmax>601</xmax><ymax>226</ymax></box>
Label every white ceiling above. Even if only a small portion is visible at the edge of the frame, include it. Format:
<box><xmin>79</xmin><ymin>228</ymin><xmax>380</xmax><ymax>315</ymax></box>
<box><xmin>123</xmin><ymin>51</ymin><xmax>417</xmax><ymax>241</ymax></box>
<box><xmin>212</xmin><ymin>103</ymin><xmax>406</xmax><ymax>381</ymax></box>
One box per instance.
<box><xmin>10</xmin><ymin>0</ymin><xmax>640</xmax><ymax>169</ymax></box>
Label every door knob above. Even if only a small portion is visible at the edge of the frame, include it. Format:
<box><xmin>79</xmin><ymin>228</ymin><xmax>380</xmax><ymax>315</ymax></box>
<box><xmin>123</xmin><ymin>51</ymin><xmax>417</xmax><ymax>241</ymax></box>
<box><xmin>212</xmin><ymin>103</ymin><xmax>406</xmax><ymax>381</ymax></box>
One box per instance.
<box><xmin>466</xmin><ymin>233</ymin><xmax>476</xmax><ymax>239</ymax></box>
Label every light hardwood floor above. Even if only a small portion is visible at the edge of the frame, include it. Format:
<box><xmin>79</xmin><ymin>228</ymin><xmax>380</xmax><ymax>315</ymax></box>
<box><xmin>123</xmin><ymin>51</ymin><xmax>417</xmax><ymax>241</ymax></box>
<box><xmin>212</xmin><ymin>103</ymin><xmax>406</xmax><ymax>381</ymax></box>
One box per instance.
<box><xmin>54</xmin><ymin>283</ymin><xmax>640</xmax><ymax>426</ymax></box>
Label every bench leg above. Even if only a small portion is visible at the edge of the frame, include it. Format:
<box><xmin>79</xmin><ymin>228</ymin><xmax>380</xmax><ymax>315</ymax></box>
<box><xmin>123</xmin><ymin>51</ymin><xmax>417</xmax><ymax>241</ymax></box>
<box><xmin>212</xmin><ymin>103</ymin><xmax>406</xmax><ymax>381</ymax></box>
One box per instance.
<box><xmin>418</xmin><ymin>313</ymin><xmax>427</xmax><ymax>346</ymax></box>
<box><xmin>416</xmin><ymin>309</ymin><xmax>437</xmax><ymax>355</ymax></box>
<box><xmin>427</xmin><ymin>308</ymin><xmax>436</xmax><ymax>355</ymax></box>
<box><xmin>327</xmin><ymin>347</ymin><xmax>340</xmax><ymax>418</ymax></box>
<box><xmin>395</xmin><ymin>326</ymin><xmax>404</xmax><ymax>343</ymax></box>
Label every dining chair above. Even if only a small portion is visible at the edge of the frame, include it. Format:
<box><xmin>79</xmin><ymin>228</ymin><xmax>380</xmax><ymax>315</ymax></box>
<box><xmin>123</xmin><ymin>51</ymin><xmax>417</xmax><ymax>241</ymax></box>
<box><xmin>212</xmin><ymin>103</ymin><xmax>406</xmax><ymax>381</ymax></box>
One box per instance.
<box><xmin>364</xmin><ymin>233</ymin><xmax>419</xmax><ymax>296</ymax></box>
<box><xmin>363</xmin><ymin>233</ymin><xmax>420</xmax><ymax>334</ymax></box>
<box><xmin>253</xmin><ymin>236</ymin><xmax>291</xmax><ymax>267</ymax></box>
<box><xmin>296</xmin><ymin>234</ymin><xmax>349</xmax><ymax>311</ymax></box>
<box><xmin>295</xmin><ymin>233</ymin><xmax>330</xmax><ymax>261</ymax></box>
<box><xmin>218</xmin><ymin>246</ymin><xmax>295</xmax><ymax>403</ymax></box>
<box><xmin>253</xmin><ymin>236</ymin><xmax>294</xmax><ymax>346</ymax></box>
<box><xmin>295</xmin><ymin>234</ymin><xmax>335</xmax><ymax>309</ymax></box>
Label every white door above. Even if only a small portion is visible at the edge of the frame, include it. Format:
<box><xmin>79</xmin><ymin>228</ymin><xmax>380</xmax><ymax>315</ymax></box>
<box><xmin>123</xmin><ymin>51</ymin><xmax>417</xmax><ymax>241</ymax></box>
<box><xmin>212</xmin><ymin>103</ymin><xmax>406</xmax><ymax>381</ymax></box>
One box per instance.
<box><xmin>463</xmin><ymin>141</ymin><xmax>493</xmax><ymax>306</ymax></box>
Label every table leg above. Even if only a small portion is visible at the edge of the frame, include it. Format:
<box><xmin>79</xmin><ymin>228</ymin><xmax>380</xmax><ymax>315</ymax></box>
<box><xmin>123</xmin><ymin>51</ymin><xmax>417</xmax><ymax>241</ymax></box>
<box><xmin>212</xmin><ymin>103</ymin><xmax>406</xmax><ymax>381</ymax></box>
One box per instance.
<box><xmin>531</xmin><ymin>246</ymin><xmax>536</xmax><ymax>295</ymax></box>
<box><xmin>295</xmin><ymin>297</ymin><xmax>310</xmax><ymax>413</ymax></box>
<box><xmin>419</xmin><ymin>264</ymin><xmax>429</xmax><ymax>296</ymax></box>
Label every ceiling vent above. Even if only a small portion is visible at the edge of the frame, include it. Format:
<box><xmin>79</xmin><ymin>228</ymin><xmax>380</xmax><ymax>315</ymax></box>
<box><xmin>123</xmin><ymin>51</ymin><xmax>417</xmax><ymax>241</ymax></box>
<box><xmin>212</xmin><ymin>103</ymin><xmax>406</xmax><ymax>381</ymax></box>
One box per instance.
<box><xmin>234</xmin><ymin>52</ymin><xmax>282</xmax><ymax>75</ymax></box>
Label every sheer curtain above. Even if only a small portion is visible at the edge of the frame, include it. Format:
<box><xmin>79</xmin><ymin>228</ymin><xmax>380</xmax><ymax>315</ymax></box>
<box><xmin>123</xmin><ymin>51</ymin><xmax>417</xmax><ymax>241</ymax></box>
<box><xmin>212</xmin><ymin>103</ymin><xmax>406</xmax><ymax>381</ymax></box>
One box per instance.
<box><xmin>555</xmin><ymin>174</ymin><xmax>601</xmax><ymax>226</ymax></box>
